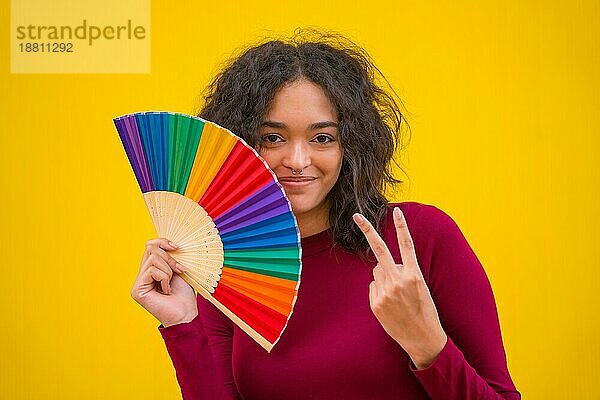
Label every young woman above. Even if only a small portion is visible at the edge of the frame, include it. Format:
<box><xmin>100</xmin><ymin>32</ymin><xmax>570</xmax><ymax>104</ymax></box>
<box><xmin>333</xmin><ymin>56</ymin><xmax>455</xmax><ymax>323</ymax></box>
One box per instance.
<box><xmin>131</xmin><ymin>31</ymin><xmax>521</xmax><ymax>399</ymax></box>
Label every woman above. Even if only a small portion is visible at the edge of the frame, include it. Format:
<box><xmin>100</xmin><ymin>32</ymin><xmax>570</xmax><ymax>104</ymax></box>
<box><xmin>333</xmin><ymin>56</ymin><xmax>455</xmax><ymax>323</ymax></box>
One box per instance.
<box><xmin>131</xmin><ymin>30</ymin><xmax>521</xmax><ymax>399</ymax></box>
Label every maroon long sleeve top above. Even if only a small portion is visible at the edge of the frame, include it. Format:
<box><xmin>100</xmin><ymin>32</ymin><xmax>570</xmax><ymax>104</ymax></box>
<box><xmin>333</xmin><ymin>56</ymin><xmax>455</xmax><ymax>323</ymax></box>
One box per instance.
<box><xmin>158</xmin><ymin>202</ymin><xmax>521</xmax><ymax>399</ymax></box>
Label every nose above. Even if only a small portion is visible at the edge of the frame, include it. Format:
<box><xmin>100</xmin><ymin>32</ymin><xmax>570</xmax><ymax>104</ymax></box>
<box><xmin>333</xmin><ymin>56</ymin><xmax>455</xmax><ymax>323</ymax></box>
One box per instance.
<box><xmin>282</xmin><ymin>140</ymin><xmax>311</xmax><ymax>172</ymax></box>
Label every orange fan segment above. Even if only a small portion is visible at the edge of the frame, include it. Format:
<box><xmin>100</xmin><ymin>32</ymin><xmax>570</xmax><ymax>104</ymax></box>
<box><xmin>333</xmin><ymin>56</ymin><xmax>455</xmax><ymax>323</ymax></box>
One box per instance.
<box><xmin>219</xmin><ymin>267</ymin><xmax>297</xmax><ymax>316</ymax></box>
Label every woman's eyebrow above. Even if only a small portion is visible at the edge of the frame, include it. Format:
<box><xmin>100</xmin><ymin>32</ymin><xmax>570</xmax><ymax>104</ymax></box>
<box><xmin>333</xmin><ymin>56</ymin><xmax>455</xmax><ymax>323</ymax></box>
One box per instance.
<box><xmin>260</xmin><ymin>120</ymin><xmax>339</xmax><ymax>130</ymax></box>
<box><xmin>261</xmin><ymin>120</ymin><xmax>287</xmax><ymax>129</ymax></box>
<box><xmin>309</xmin><ymin>121</ymin><xmax>338</xmax><ymax>130</ymax></box>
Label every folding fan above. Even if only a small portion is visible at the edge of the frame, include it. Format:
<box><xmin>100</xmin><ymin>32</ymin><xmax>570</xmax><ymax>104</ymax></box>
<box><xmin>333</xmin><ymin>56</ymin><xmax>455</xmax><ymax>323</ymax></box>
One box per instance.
<box><xmin>113</xmin><ymin>111</ymin><xmax>302</xmax><ymax>352</ymax></box>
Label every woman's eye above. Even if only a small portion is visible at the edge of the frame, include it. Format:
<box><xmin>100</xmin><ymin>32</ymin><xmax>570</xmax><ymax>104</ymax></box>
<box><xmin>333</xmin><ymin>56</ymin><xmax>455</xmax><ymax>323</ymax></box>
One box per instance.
<box><xmin>313</xmin><ymin>134</ymin><xmax>334</xmax><ymax>144</ymax></box>
<box><xmin>263</xmin><ymin>134</ymin><xmax>283</xmax><ymax>143</ymax></box>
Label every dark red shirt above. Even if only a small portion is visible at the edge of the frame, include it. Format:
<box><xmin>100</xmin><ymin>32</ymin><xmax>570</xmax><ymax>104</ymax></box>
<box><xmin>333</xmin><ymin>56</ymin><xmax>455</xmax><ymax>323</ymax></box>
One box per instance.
<box><xmin>159</xmin><ymin>202</ymin><xmax>521</xmax><ymax>399</ymax></box>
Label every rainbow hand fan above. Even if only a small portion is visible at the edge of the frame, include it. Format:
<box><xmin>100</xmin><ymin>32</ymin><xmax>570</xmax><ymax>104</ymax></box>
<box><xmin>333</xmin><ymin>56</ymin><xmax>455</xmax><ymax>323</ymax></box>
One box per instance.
<box><xmin>113</xmin><ymin>111</ymin><xmax>302</xmax><ymax>352</ymax></box>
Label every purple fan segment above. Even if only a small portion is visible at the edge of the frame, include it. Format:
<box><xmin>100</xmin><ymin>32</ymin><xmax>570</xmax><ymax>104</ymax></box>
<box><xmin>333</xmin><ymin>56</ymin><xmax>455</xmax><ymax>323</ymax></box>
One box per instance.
<box><xmin>214</xmin><ymin>181</ymin><xmax>292</xmax><ymax>234</ymax></box>
<box><xmin>114</xmin><ymin>115</ymin><xmax>153</xmax><ymax>192</ymax></box>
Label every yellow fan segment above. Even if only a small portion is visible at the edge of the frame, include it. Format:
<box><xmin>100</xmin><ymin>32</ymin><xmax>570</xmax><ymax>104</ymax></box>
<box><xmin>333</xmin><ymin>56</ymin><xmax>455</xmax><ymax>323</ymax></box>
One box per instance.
<box><xmin>142</xmin><ymin>191</ymin><xmax>224</xmax><ymax>297</ymax></box>
<box><xmin>184</xmin><ymin>122</ymin><xmax>238</xmax><ymax>201</ymax></box>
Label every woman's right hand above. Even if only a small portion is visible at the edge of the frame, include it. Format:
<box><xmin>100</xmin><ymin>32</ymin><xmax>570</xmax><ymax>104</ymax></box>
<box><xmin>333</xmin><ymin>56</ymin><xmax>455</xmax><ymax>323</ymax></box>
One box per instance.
<box><xmin>131</xmin><ymin>238</ymin><xmax>199</xmax><ymax>327</ymax></box>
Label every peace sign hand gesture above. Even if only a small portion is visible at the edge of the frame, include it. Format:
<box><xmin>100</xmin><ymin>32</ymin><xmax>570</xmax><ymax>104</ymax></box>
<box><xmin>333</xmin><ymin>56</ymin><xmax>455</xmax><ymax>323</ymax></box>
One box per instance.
<box><xmin>353</xmin><ymin>207</ymin><xmax>448</xmax><ymax>369</ymax></box>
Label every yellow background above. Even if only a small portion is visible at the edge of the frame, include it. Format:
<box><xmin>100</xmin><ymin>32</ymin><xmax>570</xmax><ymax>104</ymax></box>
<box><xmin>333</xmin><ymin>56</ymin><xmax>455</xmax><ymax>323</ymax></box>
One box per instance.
<box><xmin>1</xmin><ymin>1</ymin><xmax>598</xmax><ymax>399</ymax></box>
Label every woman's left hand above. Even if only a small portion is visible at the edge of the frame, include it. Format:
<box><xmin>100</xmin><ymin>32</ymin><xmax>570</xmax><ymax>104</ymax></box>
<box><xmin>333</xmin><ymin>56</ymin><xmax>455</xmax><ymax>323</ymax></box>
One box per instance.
<box><xmin>353</xmin><ymin>207</ymin><xmax>448</xmax><ymax>369</ymax></box>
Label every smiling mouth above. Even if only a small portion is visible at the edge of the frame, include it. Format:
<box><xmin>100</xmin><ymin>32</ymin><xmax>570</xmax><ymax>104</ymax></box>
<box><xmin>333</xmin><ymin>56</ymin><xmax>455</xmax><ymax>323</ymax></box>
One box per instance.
<box><xmin>278</xmin><ymin>177</ymin><xmax>316</xmax><ymax>187</ymax></box>
<box><xmin>278</xmin><ymin>177</ymin><xmax>317</xmax><ymax>182</ymax></box>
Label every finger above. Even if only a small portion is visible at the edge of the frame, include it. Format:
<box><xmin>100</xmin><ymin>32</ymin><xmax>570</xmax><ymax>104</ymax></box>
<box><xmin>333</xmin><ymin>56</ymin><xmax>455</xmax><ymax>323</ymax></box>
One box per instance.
<box><xmin>141</xmin><ymin>242</ymin><xmax>155</xmax><ymax>265</ymax></box>
<box><xmin>393</xmin><ymin>207</ymin><xmax>418</xmax><ymax>270</ymax></box>
<box><xmin>153</xmin><ymin>247</ymin><xmax>186</xmax><ymax>274</ymax></box>
<box><xmin>142</xmin><ymin>241</ymin><xmax>178</xmax><ymax>269</ymax></box>
<box><xmin>368</xmin><ymin>281</ymin><xmax>378</xmax><ymax>308</ymax></box>
<box><xmin>146</xmin><ymin>238</ymin><xmax>179</xmax><ymax>252</ymax></box>
<box><xmin>373</xmin><ymin>264</ymin><xmax>387</xmax><ymax>283</ymax></box>
<box><xmin>142</xmin><ymin>244</ymin><xmax>185</xmax><ymax>274</ymax></box>
<box><xmin>153</xmin><ymin>268</ymin><xmax>171</xmax><ymax>295</ymax></box>
<box><xmin>146</xmin><ymin>266</ymin><xmax>171</xmax><ymax>295</ymax></box>
<box><xmin>353</xmin><ymin>213</ymin><xmax>396</xmax><ymax>268</ymax></box>
<box><xmin>143</xmin><ymin>254</ymin><xmax>174</xmax><ymax>281</ymax></box>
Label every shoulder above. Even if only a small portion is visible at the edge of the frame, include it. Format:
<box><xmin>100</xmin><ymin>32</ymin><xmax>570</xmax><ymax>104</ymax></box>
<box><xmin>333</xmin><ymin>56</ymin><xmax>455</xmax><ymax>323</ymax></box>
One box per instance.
<box><xmin>383</xmin><ymin>202</ymin><xmax>476</xmax><ymax>285</ymax></box>
<box><xmin>382</xmin><ymin>201</ymin><xmax>470</xmax><ymax>258</ymax></box>
<box><xmin>384</xmin><ymin>201</ymin><xmax>462</xmax><ymax>239</ymax></box>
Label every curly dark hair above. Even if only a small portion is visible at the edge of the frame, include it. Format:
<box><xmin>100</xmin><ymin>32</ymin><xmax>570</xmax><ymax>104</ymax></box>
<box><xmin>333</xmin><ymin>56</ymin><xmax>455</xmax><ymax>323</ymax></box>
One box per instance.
<box><xmin>196</xmin><ymin>29</ymin><xmax>410</xmax><ymax>258</ymax></box>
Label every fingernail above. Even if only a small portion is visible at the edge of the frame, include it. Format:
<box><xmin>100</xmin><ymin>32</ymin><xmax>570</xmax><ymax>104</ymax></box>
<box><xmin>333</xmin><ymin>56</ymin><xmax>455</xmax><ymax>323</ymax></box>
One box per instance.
<box><xmin>394</xmin><ymin>207</ymin><xmax>401</xmax><ymax>217</ymax></box>
<box><xmin>169</xmin><ymin>241</ymin><xmax>179</xmax><ymax>248</ymax></box>
<box><xmin>176</xmin><ymin>262</ymin><xmax>186</xmax><ymax>272</ymax></box>
<box><xmin>353</xmin><ymin>213</ymin><xmax>363</xmax><ymax>224</ymax></box>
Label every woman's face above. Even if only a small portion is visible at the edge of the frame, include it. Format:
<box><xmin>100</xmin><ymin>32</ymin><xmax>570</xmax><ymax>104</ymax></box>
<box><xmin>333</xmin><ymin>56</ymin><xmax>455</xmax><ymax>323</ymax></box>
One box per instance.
<box><xmin>258</xmin><ymin>78</ymin><xmax>343</xmax><ymax>225</ymax></box>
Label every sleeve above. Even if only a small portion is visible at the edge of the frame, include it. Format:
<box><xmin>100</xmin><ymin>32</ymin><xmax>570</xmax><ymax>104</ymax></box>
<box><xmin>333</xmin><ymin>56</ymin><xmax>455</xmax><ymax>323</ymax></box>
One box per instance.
<box><xmin>158</xmin><ymin>294</ymin><xmax>243</xmax><ymax>400</ymax></box>
<box><xmin>400</xmin><ymin>203</ymin><xmax>521</xmax><ymax>400</ymax></box>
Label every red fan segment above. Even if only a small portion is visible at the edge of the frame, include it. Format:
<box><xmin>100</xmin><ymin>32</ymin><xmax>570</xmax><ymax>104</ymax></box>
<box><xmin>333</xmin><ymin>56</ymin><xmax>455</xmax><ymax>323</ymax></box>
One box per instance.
<box><xmin>199</xmin><ymin>141</ymin><xmax>274</xmax><ymax>219</ymax></box>
<box><xmin>213</xmin><ymin>283</ymin><xmax>288</xmax><ymax>344</ymax></box>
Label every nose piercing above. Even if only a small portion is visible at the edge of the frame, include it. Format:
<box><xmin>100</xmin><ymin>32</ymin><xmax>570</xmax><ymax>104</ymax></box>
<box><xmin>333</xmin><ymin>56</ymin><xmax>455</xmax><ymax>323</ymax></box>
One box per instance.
<box><xmin>292</xmin><ymin>169</ymin><xmax>303</xmax><ymax>175</ymax></box>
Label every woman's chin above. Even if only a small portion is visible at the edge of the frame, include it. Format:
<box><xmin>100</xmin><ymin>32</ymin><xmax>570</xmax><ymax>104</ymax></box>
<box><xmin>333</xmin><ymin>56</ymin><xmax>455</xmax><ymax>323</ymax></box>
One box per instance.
<box><xmin>289</xmin><ymin>203</ymin><xmax>307</xmax><ymax>216</ymax></box>
<box><xmin>287</xmin><ymin>199</ymin><xmax>311</xmax><ymax>216</ymax></box>
<box><xmin>287</xmin><ymin>197</ymin><xmax>328</xmax><ymax>220</ymax></box>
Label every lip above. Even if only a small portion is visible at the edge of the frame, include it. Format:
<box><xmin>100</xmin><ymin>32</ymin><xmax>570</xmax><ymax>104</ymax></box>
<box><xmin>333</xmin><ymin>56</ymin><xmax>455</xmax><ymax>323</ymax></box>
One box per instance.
<box><xmin>278</xmin><ymin>177</ymin><xmax>316</xmax><ymax>187</ymax></box>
